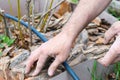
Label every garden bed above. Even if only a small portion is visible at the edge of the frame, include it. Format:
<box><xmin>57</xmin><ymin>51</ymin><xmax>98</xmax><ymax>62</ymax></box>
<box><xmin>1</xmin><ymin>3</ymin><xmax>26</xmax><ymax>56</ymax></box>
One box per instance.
<box><xmin>0</xmin><ymin>1</ymin><xmax>120</xmax><ymax>80</ymax></box>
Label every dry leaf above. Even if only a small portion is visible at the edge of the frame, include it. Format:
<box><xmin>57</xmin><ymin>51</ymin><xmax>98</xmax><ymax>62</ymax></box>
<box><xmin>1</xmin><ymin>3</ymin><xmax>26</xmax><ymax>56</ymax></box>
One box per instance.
<box><xmin>96</xmin><ymin>37</ymin><xmax>104</xmax><ymax>44</ymax></box>
<box><xmin>92</xmin><ymin>17</ymin><xmax>101</xmax><ymax>26</ymax></box>
<box><xmin>55</xmin><ymin>1</ymin><xmax>71</xmax><ymax>18</ymax></box>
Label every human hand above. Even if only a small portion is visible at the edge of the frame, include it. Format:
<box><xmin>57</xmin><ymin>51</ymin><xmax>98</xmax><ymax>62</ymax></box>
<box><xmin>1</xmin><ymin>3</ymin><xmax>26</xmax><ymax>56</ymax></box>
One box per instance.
<box><xmin>98</xmin><ymin>21</ymin><xmax>120</xmax><ymax>66</ymax></box>
<box><xmin>25</xmin><ymin>32</ymin><xmax>73</xmax><ymax>76</ymax></box>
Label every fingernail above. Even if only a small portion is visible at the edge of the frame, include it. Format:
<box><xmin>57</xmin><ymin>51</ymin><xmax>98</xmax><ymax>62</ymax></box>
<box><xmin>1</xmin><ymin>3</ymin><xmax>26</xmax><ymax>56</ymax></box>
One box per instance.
<box><xmin>48</xmin><ymin>70</ymin><xmax>53</xmax><ymax>76</ymax></box>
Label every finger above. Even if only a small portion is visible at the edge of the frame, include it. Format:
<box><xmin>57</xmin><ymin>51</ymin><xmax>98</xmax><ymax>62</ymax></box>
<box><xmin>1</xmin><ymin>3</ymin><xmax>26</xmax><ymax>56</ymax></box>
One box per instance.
<box><xmin>98</xmin><ymin>51</ymin><xmax>117</xmax><ymax>67</ymax></box>
<box><xmin>48</xmin><ymin>56</ymin><xmax>63</xmax><ymax>76</ymax></box>
<box><xmin>99</xmin><ymin>36</ymin><xmax>120</xmax><ymax>66</ymax></box>
<box><xmin>104</xmin><ymin>27</ymin><xmax>117</xmax><ymax>44</ymax></box>
<box><xmin>25</xmin><ymin>54</ymin><xmax>38</xmax><ymax>74</ymax></box>
<box><xmin>32</xmin><ymin>54</ymin><xmax>48</xmax><ymax>76</ymax></box>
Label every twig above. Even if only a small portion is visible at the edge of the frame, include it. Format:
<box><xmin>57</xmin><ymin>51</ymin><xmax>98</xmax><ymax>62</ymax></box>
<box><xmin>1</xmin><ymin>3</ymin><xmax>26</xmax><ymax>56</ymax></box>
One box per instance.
<box><xmin>43</xmin><ymin>0</ymin><xmax>49</xmax><ymax>13</ymax></box>
<box><xmin>0</xmin><ymin>9</ymin><xmax>10</xmax><ymax>37</ymax></box>
<box><xmin>17</xmin><ymin>0</ymin><xmax>24</xmax><ymax>46</ymax></box>
<box><xmin>38</xmin><ymin>0</ymin><xmax>49</xmax><ymax>29</ymax></box>
<box><xmin>89</xmin><ymin>53</ymin><xmax>105</xmax><ymax>60</ymax></box>
<box><xmin>40</xmin><ymin>0</ymin><xmax>54</xmax><ymax>32</ymax></box>
<box><xmin>44</xmin><ymin>9</ymin><xmax>56</xmax><ymax>32</ymax></box>
<box><xmin>26</xmin><ymin>0</ymin><xmax>32</xmax><ymax>46</ymax></box>
<box><xmin>35</xmin><ymin>0</ymin><xmax>65</xmax><ymax>28</ymax></box>
<box><xmin>32</xmin><ymin>0</ymin><xmax>35</xmax><ymax>26</ymax></box>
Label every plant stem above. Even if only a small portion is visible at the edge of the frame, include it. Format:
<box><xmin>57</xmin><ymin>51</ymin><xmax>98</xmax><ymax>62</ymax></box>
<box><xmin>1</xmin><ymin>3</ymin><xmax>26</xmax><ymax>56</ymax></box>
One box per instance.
<box><xmin>44</xmin><ymin>9</ymin><xmax>55</xmax><ymax>32</ymax></box>
<box><xmin>17</xmin><ymin>0</ymin><xmax>24</xmax><ymax>44</ymax></box>
<box><xmin>0</xmin><ymin>9</ymin><xmax>10</xmax><ymax>37</ymax></box>
<box><xmin>3</xmin><ymin>15</ymin><xmax>10</xmax><ymax>37</ymax></box>
<box><xmin>32</xmin><ymin>0</ymin><xmax>35</xmax><ymax>26</ymax></box>
<box><xmin>8</xmin><ymin>0</ymin><xmax>13</xmax><ymax>15</ymax></box>
<box><xmin>35</xmin><ymin>0</ymin><xmax>65</xmax><ymax>28</ymax></box>
<box><xmin>40</xmin><ymin>0</ymin><xmax>54</xmax><ymax>32</ymax></box>
<box><xmin>26</xmin><ymin>0</ymin><xmax>32</xmax><ymax>46</ymax></box>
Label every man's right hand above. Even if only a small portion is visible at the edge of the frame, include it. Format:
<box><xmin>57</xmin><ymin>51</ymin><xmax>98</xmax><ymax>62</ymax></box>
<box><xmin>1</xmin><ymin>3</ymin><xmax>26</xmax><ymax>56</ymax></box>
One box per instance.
<box><xmin>25</xmin><ymin>32</ymin><xmax>73</xmax><ymax>76</ymax></box>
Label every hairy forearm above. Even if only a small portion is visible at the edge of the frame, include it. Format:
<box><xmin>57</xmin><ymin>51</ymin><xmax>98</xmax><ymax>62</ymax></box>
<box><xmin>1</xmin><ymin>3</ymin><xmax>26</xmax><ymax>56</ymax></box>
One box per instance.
<box><xmin>61</xmin><ymin>0</ymin><xmax>111</xmax><ymax>42</ymax></box>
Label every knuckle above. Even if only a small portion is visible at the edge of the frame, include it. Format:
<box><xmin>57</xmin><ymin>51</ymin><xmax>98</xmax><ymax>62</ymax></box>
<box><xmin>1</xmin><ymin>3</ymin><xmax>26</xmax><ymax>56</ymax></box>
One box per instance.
<box><xmin>58</xmin><ymin>56</ymin><xmax>66</xmax><ymax>63</ymax></box>
<box><xmin>40</xmin><ymin>48</ymin><xmax>46</xmax><ymax>55</ymax></box>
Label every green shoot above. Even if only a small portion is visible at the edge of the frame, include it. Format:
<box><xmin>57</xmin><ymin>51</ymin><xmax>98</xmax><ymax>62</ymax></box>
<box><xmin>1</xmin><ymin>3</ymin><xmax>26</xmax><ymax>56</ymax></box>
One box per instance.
<box><xmin>8</xmin><ymin>0</ymin><xmax>13</xmax><ymax>15</ymax></box>
<box><xmin>67</xmin><ymin>0</ymin><xmax>79</xmax><ymax>4</ymax></box>
<box><xmin>0</xmin><ymin>35</ymin><xmax>15</xmax><ymax>48</ymax></box>
<box><xmin>88</xmin><ymin>60</ymin><xmax>102</xmax><ymax>80</ymax></box>
<box><xmin>0</xmin><ymin>52</ymin><xmax>2</xmax><ymax>56</ymax></box>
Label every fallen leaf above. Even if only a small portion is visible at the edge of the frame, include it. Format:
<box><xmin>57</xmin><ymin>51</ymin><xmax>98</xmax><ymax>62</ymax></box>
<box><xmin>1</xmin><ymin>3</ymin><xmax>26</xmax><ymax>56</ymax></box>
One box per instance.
<box><xmin>55</xmin><ymin>1</ymin><xmax>71</xmax><ymax>18</ymax></box>
<box><xmin>92</xmin><ymin>17</ymin><xmax>101</xmax><ymax>26</ymax></box>
<box><xmin>96</xmin><ymin>37</ymin><xmax>104</xmax><ymax>44</ymax></box>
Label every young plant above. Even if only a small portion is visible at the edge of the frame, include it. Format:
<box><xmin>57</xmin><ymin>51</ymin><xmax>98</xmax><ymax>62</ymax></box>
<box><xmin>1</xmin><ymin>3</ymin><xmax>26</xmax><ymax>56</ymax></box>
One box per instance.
<box><xmin>88</xmin><ymin>60</ymin><xmax>102</xmax><ymax>80</ymax></box>
<box><xmin>0</xmin><ymin>35</ymin><xmax>15</xmax><ymax>48</ymax></box>
<box><xmin>114</xmin><ymin>62</ymin><xmax>120</xmax><ymax>79</ymax></box>
<box><xmin>0</xmin><ymin>52</ymin><xmax>2</xmax><ymax>56</ymax></box>
<box><xmin>67</xmin><ymin>0</ymin><xmax>79</xmax><ymax>4</ymax></box>
<box><xmin>108</xmin><ymin>7</ymin><xmax>120</xmax><ymax>20</ymax></box>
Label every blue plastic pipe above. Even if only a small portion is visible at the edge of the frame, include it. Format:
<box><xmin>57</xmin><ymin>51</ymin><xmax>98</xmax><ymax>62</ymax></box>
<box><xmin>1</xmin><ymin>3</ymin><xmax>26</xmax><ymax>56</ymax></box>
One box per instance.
<box><xmin>4</xmin><ymin>13</ymin><xmax>80</xmax><ymax>80</ymax></box>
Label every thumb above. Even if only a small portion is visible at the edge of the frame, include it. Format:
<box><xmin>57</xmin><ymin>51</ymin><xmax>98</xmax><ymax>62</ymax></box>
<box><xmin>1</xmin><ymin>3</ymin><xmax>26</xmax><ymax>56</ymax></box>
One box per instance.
<box><xmin>104</xmin><ymin>27</ymin><xmax>116</xmax><ymax>44</ymax></box>
<box><xmin>98</xmin><ymin>35</ymin><xmax>120</xmax><ymax>66</ymax></box>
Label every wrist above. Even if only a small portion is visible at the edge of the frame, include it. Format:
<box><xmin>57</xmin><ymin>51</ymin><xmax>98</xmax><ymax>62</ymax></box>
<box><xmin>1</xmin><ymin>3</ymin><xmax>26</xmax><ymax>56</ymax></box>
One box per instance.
<box><xmin>60</xmin><ymin>26</ymin><xmax>78</xmax><ymax>43</ymax></box>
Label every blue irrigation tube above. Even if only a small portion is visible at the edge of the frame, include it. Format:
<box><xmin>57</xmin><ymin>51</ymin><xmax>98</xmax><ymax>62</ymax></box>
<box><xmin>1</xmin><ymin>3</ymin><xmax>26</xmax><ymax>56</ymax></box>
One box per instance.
<box><xmin>4</xmin><ymin>13</ymin><xmax>80</xmax><ymax>80</ymax></box>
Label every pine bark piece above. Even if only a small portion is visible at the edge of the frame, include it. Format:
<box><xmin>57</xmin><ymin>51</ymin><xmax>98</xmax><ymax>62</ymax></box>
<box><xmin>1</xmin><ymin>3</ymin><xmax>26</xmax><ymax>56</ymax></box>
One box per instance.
<box><xmin>88</xmin><ymin>53</ymin><xmax>106</xmax><ymax>60</ymax></box>
<box><xmin>0</xmin><ymin>56</ymin><xmax>10</xmax><ymax>70</ymax></box>
<box><xmin>10</xmin><ymin>50</ymin><xmax>30</xmax><ymax>69</ymax></box>
<box><xmin>69</xmin><ymin>54</ymin><xmax>87</xmax><ymax>67</ymax></box>
<box><xmin>83</xmin><ymin>45</ymin><xmax>110</xmax><ymax>55</ymax></box>
<box><xmin>2</xmin><ymin>46</ymin><xmax>14</xmax><ymax>57</ymax></box>
<box><xmin>55</xmin><ymin>1</ymin><xmax>71</xmax><ymax>18</ymax></box>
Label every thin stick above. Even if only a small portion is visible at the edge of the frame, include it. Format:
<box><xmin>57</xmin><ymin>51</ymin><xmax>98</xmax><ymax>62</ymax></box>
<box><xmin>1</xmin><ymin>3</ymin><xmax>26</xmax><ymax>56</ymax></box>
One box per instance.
<box><xmin>32</xmin><ymin>0</ymin><xmax>35</xmax><ymax>26</ymax></box>
<box><xmin>35</xmin><ymin>0</ymin><xmax>65</xmax><ymax>28</ymax></box>
<box><xmin>26</xmin><ymin>0</ymin><xmax>32</xmax><ymax>46</ymax></box>
<box><xmin>0</xmin><ymin>9</ymin><xmax>10</xmax><ymax>37</ymax></box>
<box><xmin>44</xmin><ymin>9</ymin><xmax>56</xmax><ymax>32</ymax></box>
<box><xmin>38</xmin><ymin>0</ymin><xmax>49</xmax><ymax>29</ymax></box>
<box><xmin>17</xmin><ymin>0</ymin><xmax>24</xmax><ymax>45</ymax></box>
<box><xmin>40</xmin><ymin>0</ymin><xmax>54</xmax><ymax>32</ymax></box>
